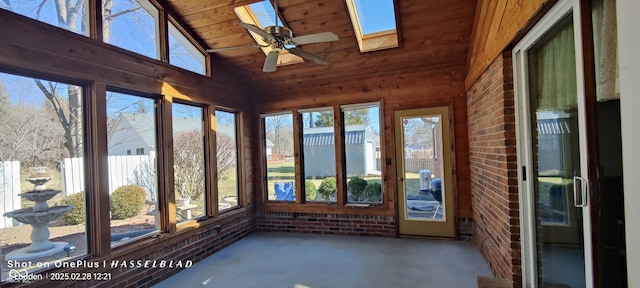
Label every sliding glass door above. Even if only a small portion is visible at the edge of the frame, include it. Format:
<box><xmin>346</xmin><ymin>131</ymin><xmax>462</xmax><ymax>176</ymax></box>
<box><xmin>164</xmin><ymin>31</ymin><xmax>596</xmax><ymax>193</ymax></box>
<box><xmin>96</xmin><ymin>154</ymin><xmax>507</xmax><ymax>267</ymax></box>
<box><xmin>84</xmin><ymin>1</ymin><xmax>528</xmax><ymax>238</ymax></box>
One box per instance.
<box><xmin>514</xmin><ymin>0</ymin><xmax>593</xmax><ymax>286</ymax></box>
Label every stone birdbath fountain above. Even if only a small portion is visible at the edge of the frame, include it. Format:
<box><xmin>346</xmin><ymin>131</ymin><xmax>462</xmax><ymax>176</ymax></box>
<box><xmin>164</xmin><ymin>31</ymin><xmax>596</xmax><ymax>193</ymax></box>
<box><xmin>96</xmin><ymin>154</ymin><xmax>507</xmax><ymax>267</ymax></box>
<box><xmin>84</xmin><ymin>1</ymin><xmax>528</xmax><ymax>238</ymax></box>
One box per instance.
<box><xmin>3</xmin><ymin>167</ymin><xmax>74</xmax><ymax>261</ymax></box>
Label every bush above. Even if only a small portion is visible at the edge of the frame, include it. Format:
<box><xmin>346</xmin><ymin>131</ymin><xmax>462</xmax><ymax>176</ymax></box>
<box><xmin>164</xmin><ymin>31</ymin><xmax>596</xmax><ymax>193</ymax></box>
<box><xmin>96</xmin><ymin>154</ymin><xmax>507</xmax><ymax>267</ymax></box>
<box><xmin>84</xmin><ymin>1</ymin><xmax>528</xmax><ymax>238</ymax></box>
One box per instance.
<box><xmin>317</xmin><ymin>177</ymin><xmax>337</xmax><ymax>201</ymax></box>
<box><xmin>305</xmin><ymin>180</ymin><xmax>317</xmax><ymax>201</ymax></box>
<box><xmin>110</xmin><ymin>185</ymin><xmax>146</xmax><ymax>220</ymax></box>
<box><xmin>364</xmin><ymin>182</ymin><xmax>382</xmax><ymax>202</ymax></box>
<box><xmin>61</xmin><ymin>192</ymin><xmax>85</xmax><ymax>225</ymax></box>
<box><xmin>347</xmin><ymin>177</ymin><xmax>368</xmax><ymax>201</ymax></box>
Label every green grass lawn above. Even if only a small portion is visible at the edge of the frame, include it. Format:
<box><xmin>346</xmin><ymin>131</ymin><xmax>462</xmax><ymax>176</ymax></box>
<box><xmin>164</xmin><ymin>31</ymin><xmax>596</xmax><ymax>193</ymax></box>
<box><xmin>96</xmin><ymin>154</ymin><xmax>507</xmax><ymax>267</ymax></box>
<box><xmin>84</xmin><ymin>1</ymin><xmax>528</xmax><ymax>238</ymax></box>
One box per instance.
<box><xmin>263</xmin><ymin>162</ymin><xmax>423</xmax><ymax>200</ymax></box>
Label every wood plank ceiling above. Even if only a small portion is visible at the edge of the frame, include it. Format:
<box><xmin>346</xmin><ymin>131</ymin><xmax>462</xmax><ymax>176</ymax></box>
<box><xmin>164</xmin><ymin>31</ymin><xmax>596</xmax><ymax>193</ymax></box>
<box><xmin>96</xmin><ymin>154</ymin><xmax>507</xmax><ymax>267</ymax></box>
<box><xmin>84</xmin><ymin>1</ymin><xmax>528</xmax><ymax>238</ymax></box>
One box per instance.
<box><xmin>163</xmin><ymin>0</ymin><xmax>477</xmax><ymax>98</ymax></box>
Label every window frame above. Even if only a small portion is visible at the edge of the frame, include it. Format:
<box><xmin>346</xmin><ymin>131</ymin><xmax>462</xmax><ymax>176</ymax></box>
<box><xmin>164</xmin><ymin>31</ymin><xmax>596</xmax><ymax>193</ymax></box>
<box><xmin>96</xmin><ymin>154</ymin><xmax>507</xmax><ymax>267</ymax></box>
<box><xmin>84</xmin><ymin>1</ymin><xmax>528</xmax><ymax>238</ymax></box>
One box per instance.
<box><xmin>258</xmin><ymin>100</ymin><xmax>388</xmax><ymax>211</ymax></box>
<box><xmin>260</xmin><ymin>111</ymin><xmax>297</xmax><ymax>203</ymax></box>
<box><xmin>341</xmin><ymin>102</ymin><xmax>384</xmax><ymax>205</ymax></box>
<box><xmin>105</xmin><ymin>87</ymin><xmax>163</xmax><ymax>248</ymax></box>
<box><xmin>214</xmin><ymin>108</ymin><xmax>243</xmax><ymax>214</ymax></box>
<box><xmin>171</xmin><ymin>100</ymin><xmax>209</xmax><ymax>225</ymax></box>
<box><xmin>167</xmin><ymin>17</ymin><xmax>208</xmax><ymax>75</ymax></box>
<box><xmin>345</xmin><ymin>0</ymin><xmax>399</xmax><ymax>52</ymax></box>
<box><xmin>298</xmin><ymin>106</ymin><xmax>340</xmax><ymax>203</ymax></box>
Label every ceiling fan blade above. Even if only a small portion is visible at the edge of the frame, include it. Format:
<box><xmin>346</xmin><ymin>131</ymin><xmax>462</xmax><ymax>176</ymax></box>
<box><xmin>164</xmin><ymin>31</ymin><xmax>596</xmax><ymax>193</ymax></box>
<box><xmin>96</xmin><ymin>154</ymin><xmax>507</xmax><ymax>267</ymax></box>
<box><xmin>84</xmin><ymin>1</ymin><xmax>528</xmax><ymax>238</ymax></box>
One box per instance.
<box><xmin>239</xmin><ymin>23</ymin><xmax>275</xmax><ymax>42</ymax></box>
<box><xmin>287</xmin><ymin>47</ymin><xmax>329</xmax><ymax>66</ymax></box>
<box><xmin>263</xmin><ymin>51</ymin><xmax>279</xmax><ymax>72</ymax></box>
<box><xmin>291</xmin><ymin>32</ymin><xmax>339</xmax><ymax>45</ymax></box>
<box><xmin>206</xmin><ymin>45</ymin><xmax>262</xmax><ymax>52</ymax></box>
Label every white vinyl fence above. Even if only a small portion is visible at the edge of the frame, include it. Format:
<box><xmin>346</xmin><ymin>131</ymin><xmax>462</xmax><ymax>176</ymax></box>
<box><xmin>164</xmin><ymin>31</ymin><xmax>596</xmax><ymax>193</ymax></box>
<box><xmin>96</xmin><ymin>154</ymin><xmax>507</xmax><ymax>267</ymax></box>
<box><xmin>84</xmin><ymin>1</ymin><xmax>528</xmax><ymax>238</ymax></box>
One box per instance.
<box><xmin>1</xmin><ymin>161</ymin><xmax>21</xmax><ymax>228</ymax></box>
<box><xmin>63</xmin><ymin>154</ymin><xmax>156</xmax><ymax>196</ymax></box>
<box><xmin>0</xmin><ymin>155</ymin><xmax>155</xmax><ymax>229</ymax></box>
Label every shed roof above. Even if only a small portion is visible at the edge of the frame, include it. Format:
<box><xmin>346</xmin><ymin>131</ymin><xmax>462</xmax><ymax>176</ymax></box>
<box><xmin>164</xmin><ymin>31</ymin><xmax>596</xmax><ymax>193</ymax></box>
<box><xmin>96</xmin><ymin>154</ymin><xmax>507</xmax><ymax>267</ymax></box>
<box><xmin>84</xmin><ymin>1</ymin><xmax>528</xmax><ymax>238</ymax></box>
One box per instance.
<box><xmin>303</xmin><ymin>125</ymin><xmax>376</xmax><ymax>146</ymax></box>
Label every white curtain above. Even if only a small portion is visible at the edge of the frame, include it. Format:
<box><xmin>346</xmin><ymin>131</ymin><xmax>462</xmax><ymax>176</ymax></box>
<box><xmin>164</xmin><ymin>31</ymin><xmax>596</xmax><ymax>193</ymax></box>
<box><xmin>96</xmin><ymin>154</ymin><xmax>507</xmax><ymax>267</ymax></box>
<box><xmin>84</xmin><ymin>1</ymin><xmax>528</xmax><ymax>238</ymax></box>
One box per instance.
<box><xmin>528</xmin><ymin>18</ymin><xmax>578</xmax><ymax>110</ymax></box>
<box><xmin>593</xmin><ymin>0</ymin><xmax>620</xmax><ymax>101</ymax></box>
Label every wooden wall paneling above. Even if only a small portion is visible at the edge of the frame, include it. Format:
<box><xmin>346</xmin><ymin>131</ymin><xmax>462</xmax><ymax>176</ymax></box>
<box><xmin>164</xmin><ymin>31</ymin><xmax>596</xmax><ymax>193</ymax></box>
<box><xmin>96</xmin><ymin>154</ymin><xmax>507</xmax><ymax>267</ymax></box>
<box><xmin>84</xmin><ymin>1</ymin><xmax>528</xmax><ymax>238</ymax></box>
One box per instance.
<box><xmin>466</xmin><ymin>0</ymin><xmax>548</xmax><ymax>88</ymax></box>
<box><xmin>206</xmin><ymin>104</ymin><xmax>218</xmax><ymax>217</ymax></box>
<box><xmin>333</xmin><ymin>104</ymin><xmax>346</xmax><ymax>206</ymax></box>
<box><xmin>293</xmin><ymin>108</ymin><xmax>304</xmax><ymax>204</ymax></box>
<box><xmin>86</xmin><ymin>81</ymin><xmax>112</xmax><ymax>256</ymax></box>
<box><xmin>0</xmin><ymin>10</ymin><xmax>250</xmax><ymax>109</ymax></box>
<box><xmin>165</xmin><ymin>0</ymin><xmax>259</xmax><ymax>17</ymax></box>
<box><xmin>161</xmin><ymin>96</ymin><xmax>178</xmax><ymax>233</ymax></box>
<box><xmin>181</xmin><ymin>7</ymin><xmax>241</xmax><ymax>29</ymax></box>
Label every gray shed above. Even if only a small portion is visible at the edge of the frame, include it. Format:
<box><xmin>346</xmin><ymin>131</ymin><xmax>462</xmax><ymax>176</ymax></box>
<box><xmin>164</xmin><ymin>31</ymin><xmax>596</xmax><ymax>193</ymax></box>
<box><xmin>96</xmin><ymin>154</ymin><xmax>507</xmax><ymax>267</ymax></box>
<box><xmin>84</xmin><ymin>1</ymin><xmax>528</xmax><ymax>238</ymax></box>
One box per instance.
<box><xmin>303</xmin><ymin>125</ymin><xmax>378</xmax><ymax>178</ymax></box>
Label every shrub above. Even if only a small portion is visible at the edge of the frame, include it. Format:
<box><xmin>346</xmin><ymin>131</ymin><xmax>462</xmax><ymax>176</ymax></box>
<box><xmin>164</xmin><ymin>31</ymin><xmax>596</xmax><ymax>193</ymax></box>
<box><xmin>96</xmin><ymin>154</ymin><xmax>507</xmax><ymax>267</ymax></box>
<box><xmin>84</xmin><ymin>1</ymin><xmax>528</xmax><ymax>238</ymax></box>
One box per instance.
<box><xmin>347</xmin><ymin>177</ymin><xmax>368</xmax><ymax>201</ymax></box>
<box><xmin>110</xmin><ymin>185</ymin><xmax>146</xmax><ymax>220</ymax></box>
<box><xmin>61</xmin><ymin>192</ymin><xmax>85</xmax><ymax>225</ymax></box>
<box><xmin>317</xmin><ymin>177</ymin><xmax>337</xmax><ymax>201</ymax></box>
<box><xmin>305</xmin><ymin>180</ymin><xmax>317</xmax><ymax>201</ymax></box>
<box><xmin>364</xmin><ymin>182</ymin><xmax>382</xmax><ymax>202</ymax></box>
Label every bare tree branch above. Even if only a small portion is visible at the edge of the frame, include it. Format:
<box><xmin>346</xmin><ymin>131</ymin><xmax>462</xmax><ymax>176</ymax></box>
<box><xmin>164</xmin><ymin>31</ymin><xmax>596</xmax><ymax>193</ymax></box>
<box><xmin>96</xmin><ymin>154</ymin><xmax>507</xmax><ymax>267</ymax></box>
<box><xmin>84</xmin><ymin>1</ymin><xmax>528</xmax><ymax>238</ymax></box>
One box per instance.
<box><xmin>103</xmin><ymin>6</ymin><xmax>142</xmax><ymax>21</ymax></box>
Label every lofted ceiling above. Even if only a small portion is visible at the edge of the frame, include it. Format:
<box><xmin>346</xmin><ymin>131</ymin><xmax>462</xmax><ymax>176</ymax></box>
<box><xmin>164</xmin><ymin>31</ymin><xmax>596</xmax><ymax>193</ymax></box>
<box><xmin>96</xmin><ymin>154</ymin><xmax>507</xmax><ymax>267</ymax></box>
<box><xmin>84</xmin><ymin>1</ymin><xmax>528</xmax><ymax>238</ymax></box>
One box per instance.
<box><xmin>163</xmin><ymin>0</ymin><xmax>477</xmax><ymax>98</ymax></box>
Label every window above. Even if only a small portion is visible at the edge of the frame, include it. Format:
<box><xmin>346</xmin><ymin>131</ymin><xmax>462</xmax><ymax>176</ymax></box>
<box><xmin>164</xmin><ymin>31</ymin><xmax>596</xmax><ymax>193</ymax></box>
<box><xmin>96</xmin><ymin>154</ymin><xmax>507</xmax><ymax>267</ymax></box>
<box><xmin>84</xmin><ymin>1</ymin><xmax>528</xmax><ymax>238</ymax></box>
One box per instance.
<box><xmin>346</xmin><ymin>0</ymin><xmax>398</xmax><ymax>52</ymax></box>
<box><xmin>0</xmin><ymin>72</ymin><xmax>87</xmax><ymax>279</ymax></box>
<box><xmin>234</xmin><ymin>0</ymin><xmax>304</xmax><ymax>67</ymax></box>
<box><xmin>106</xmin><ymin>90</ymin><xmax>158</xmax><ymax>247</ymax></box>
<box><xmin>262</xmin><ymin>113</ymin><xmax>295</xmax><ymax>201</ymax></box>
<box><xmin>215</xmin><ymin>110</ymin><xmax>239</xmax><ymax>211</ymax></box>
<box><xmin>169</xmin><ymin>21</ymin><xmax>206</xmax><ymax>75</ymax></box>
<box><xmin>342</xmin><ymin>103</ymin><xmax>383</xmax><ymax>203</ymax></box>
<box><xmin>103</xmin><ymin>0</ymin><xmax>160</xmax><ymax>59</ymax></box>
<box><xmin>300</xmin><ymin>108</ymin><xmax>337</xmax><ymax>202</ymax></box>
<box><xmin>1</xmin><ymin>1</ymin><xmax>89</xmax><ymax>36</ymax></box>
<box><xmin>173</xmin><ymin>103</ymin><xmax>206</xmax><ymax>221</ymax></box>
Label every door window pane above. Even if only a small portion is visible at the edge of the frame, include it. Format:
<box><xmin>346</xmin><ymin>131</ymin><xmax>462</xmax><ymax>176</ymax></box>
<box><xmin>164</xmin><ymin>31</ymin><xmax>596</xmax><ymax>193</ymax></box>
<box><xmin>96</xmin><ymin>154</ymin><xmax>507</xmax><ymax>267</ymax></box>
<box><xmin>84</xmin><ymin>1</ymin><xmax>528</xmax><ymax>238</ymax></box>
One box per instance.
<box><xmin>173</xmin><ymin>103</ymin><xmax>205</xmax><ymax>221</ymax></box>
<box><xmin>343</xmin><ymin>104</ymin><xmax>383</xmax><ymax>203</ymax></box>
<box><xmin>106</xmin><ymin>91</ymin><xmax>158</xmax><ymax>247</ymax></box>
<box><xmin>215</xmin><ymin>110</ymin><xmax>239</xmax><ymax>211</ymax></box>
<box><xmin>263</xmin><ymin>114</ymin><xmax>295</xmax><ymax>201</ymax></box>
<box><xmin>0</xmin><ymin>72</ymin><xmax>87</xmax><ymax>278</ymax></box>
<box><xmin>301</xmin><ymin>109</ymin><xmax>336</xmax><ymax>202</ymax></box>
<box><xmin>527</xmin><ymin>16</ymin><xmax>586</xmax><ymax>287</ymax></box>
<box><xmin>402</xmin><ymin>115</ymin><xmax>445</xmax><ymax>220</ymax></box>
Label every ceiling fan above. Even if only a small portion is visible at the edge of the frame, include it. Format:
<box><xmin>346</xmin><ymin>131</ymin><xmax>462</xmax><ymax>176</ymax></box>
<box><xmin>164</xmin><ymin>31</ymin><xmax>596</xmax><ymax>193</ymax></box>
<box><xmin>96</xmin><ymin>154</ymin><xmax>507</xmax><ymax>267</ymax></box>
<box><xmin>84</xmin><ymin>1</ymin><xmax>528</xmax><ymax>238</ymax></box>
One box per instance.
<box><xmin>205</xmin><ymin>0</ymin><xmax>339</xmax><ymax>72</ymax></box>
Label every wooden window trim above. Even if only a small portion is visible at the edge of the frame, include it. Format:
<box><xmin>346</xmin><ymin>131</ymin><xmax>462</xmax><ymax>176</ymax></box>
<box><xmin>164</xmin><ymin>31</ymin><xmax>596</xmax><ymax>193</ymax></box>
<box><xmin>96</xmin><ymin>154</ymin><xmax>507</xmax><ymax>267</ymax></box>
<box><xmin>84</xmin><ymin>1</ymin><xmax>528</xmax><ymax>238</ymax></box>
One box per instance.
<box><xmin>257</xmin><ymin>99</ymin><xmax>390</xmax><ymax>213</ymax></box>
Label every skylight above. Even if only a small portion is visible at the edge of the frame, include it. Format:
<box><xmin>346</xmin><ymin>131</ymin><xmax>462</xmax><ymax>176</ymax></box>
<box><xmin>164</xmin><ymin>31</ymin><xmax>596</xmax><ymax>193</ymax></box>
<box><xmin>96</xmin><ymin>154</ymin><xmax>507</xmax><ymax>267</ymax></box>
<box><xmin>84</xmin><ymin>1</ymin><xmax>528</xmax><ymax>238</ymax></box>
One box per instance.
<box><xmin>234</xmin><ymin>0</ymin><xmax>303</xmax><ymax>66</ymax></box>
<box><xmin>346</xmin><ymin>0</ymin><xmax>399</xmax><ymax>52</ymax></box>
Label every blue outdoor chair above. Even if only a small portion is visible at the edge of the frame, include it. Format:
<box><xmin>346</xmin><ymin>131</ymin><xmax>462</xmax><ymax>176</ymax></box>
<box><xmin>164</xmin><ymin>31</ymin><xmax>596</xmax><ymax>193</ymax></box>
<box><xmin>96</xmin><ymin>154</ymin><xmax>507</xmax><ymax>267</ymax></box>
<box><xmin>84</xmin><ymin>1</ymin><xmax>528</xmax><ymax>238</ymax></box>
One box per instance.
<box><xmin>275</xmin><ymin>182</ymin><xmax>295</xmax><ymax>201</ymax></box>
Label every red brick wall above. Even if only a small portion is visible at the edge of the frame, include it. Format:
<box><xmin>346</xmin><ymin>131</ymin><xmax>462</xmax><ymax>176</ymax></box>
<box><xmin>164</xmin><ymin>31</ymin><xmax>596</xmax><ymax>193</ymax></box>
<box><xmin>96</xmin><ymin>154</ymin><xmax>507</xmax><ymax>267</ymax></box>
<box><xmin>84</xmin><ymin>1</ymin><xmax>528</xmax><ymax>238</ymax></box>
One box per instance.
<box><xmin>257</xmin><ymin>211</ymin><xmax>396</xmax><ymax>237</ymax></box>
<box><xmin>466</xmin><ymin>52</ymin><xmax>520</xmax><ymax>286</ymax></box>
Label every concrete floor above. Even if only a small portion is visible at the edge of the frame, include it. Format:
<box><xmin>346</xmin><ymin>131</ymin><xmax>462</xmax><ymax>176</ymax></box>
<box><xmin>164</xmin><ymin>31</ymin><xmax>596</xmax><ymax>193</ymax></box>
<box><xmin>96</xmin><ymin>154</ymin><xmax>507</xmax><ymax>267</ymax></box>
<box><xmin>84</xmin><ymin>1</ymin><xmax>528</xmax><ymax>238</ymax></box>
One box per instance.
<box><xmin>154</xmin><ymin>232</ymin><xmax>493</xmax><ymax>288</ymax></box>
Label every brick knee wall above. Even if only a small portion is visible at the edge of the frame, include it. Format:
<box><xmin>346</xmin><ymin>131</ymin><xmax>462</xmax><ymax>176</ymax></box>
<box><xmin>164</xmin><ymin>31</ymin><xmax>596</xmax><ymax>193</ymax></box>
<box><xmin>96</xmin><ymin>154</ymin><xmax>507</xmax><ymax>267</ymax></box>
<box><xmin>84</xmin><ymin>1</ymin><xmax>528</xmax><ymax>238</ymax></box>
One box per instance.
<box><xmin>467</xmin><ymin>52</ymin><xmax>521</xmax><ymax>287</ymax></box>
<box><xmin>35</xmin><ymin>213</ymin><xmax>257</xmax><ymax>288</ymax></box>
<box><xmin>257</xmin><ymin>211</ymin><xmax>396</xmax><ymax>237</ymax></box>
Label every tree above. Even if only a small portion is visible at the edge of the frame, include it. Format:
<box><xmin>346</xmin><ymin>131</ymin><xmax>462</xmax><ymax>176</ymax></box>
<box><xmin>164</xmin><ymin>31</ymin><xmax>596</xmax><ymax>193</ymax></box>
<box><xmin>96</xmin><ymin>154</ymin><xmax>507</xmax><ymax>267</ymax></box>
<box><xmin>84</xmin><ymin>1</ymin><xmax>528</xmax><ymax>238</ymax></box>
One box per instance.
<box><xmin>314</xmin><ymin>111</ymin><xmax>334</xmax><ymax>127</ymax></box>
<box><xmin>266</xmin><ymin>115</ymin><xmax>293</xmax><ymax>156</ymax></box>
<box><xmin>216</xmin><ymin>132</ymin><xmax>236</xmax><ymax>181</ymax></box>
<box><xmin>345</xmin><ymin>109</ymin><xmax>369</xmax><ymax>125</ymax></box>
<box><xmin>0</xmin><ymin>81</ymin><xmax>8</xmax><ymax>114</ymax></box>
<box><xmin>173</xmin><ymin>130</ymin><xmax>205</xmax><ymax>200</ymax></box>
<box><xmin>130</xmin><ymin>159</ymin><xmax>157</xmax><ymax>202</ymax></box>
<box><xmin>313</xmin><ymin>109</ymin><xmax>369</xmax><ymax>128</ymax></box>
<box><xmin>4</xmin><ymin>0</ymin><xmax>143</xmax><ymax>157</ymax></box>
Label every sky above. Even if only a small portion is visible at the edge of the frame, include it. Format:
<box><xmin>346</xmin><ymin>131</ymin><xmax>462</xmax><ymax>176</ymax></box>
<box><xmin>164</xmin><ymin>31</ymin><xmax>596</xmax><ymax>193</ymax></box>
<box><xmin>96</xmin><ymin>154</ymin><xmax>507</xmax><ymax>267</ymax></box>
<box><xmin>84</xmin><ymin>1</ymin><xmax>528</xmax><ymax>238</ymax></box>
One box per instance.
<box><xmin>354</xmin><ymin>0</ymin><xmax>397</xmax><ymax>34</ymax></box>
